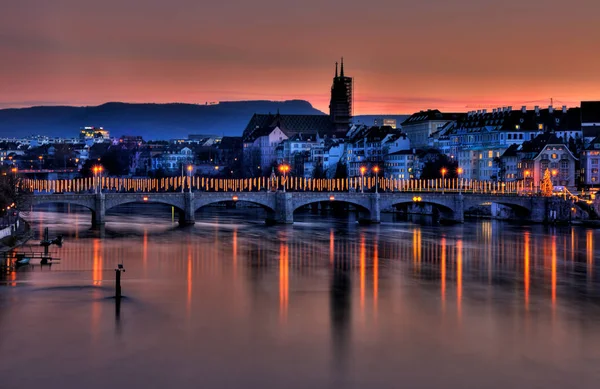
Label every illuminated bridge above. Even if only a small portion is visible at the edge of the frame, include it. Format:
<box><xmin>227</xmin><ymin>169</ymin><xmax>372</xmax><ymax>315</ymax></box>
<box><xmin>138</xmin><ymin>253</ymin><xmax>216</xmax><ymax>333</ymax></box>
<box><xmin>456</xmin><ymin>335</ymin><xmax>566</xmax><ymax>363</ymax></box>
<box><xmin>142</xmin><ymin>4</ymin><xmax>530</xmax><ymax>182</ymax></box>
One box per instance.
<box><xmin>19</xmin><ymin>177</ymin><xmax>575</xmax><ymax>227</ymax></box>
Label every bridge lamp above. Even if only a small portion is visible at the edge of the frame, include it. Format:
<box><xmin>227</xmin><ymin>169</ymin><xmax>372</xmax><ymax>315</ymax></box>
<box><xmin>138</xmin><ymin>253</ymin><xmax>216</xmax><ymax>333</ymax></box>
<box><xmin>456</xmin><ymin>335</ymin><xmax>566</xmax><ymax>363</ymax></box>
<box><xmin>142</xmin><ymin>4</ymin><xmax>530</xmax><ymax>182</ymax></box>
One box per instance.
<box><xmin>441</xmin><ymin>168</ymin><xmax>447</xmax><ymax>194</ymax></box>
<box><xmin>457</xmin><ymin>167</ymin><xmax>464</xmax><ymax>194</ymax></box>
<box><xmin>143</xmin><ymin>196</ymin><xmax>149</xmax><ymax>202</ymax></box>
<box><xmin>232</xmin><ymin>195</ymin><xmax>239</xmax><ymax>202</ymax></box>
<box><xmin>329</xmin><ymin>195</ymin><xmax>335</xmax><ymax>201</ymax></box>
<box><xmin>413</xmin><ymin>196</ymin><xmax>417</xmax><ymax>202</ymax></box>
<box><xmin>278</xmin><ymin>164</ymin><xmax>290</xmax><ymax>192</ymax></box>
<box><xmin>373</xmin><ymin>166</ymin><xmax>380</xmax><ymax>193</ymax></box>
<box><xmin>417</xmin><ymin>196</ymin><xmax>422</xmax><ymax>202</ymax></box>
<box><xmin>360</xmin><ymin>166</ymin><xmax>367</xmax><ymax>193</ymax></box>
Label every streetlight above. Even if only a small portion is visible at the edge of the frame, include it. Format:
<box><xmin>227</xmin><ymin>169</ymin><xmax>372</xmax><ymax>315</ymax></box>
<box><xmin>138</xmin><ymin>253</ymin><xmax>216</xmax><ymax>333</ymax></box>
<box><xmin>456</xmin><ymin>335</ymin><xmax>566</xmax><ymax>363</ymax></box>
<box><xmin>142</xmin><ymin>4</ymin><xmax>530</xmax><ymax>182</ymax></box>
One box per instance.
<box><xmin>457</xmin><ymin>167</ymin><xmax>463</xmax><ymax>194</ymax></box>
<box><xmin>187</xmin><ymin>165</ymin><xmax>193</xmax><ymax>193</ymax></box>
<box><xmin>360</xmin><ymin>166</ymin><xmax>367</xmax><ymax>193</ymax></box>
<box><xmin>373</xmin><ymin>166</ymin><xmax>380</xmax><ymax>193</ymax></box>
<box><xmin>92</xmin><ymin>165</ymin><xmax>103</xmax><ymax>194</ymax></box>
<box><xmin>279</xmin><ymin>164</ymin><xmax>290</xmax><ymax>192</ymax></box>
<box><xmin>441</xmin><ymin>167</ymin><xmax>447</xmax><ymax>194</ymax></box>
<box><xmin>551</xmin><ymin>169</ymin><xmax>558</xmax><ymax>185</ymax></box>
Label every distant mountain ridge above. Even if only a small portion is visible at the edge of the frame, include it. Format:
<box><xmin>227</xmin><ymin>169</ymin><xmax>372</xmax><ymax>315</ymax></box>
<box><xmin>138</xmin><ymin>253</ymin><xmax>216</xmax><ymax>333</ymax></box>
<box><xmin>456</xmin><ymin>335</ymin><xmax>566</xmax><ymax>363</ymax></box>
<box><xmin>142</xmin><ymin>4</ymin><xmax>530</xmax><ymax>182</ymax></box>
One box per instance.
<box><xmin>0</xmin><ymin>100</ymin><xmax>325</xmax><ymax>140</ymax></box>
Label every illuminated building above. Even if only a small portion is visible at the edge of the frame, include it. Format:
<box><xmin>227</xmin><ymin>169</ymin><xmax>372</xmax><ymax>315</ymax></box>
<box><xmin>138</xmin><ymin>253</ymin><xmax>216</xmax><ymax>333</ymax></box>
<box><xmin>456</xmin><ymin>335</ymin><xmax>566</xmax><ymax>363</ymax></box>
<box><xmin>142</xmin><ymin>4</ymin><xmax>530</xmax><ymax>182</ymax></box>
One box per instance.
<box><xmin>79</xmin><ymin>127</ymin><xmax>110</xmax><ymax>143</ymax></box>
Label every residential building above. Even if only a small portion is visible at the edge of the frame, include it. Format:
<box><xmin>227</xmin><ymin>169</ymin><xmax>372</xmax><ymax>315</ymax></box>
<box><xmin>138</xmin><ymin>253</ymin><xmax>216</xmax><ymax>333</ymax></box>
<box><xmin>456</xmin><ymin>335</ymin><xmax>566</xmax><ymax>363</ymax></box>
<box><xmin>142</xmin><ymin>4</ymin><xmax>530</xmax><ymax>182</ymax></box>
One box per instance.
<box><xmin>401</xmin><ymin>110</ymin><xmax>461</xmax><ymax>148</ymax></box>
<box><xmin>345</xmin><ymin>125</ymin><xmax>409</xmax><ymax>177</ymax></box>
<box><xmin>436</xmin><ymin>105</ymin><xmax>581</xmax><ymax>181</ymax></box>
<box><xmin>151</xmin><ymin>146</ymin><xmax>194</xmax><ymax>171</ymax></box>
<box><xmin>384</xmin><ymin>149</ymin><xmax>416</xmax><ymax>179</ymax></box>
<box><xmin>581</xmin><ymin>101</ymin><xmax>600</xmax><ymax>144</ymax></box>
<box><xmin>243</xmin><ymin>126</ymin><xmax>289</xmax><ymax>175</ymax></box>
<box><xmin>580</xmin><ymin>135</ymin><xmax>600</xmax><ymax>187</ymax></box>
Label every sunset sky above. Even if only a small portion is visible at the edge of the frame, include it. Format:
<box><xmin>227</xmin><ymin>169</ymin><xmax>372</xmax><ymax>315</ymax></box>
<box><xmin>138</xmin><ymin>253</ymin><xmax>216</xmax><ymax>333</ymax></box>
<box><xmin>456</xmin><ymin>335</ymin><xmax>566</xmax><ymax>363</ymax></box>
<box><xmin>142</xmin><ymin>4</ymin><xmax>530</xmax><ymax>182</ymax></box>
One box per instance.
<box><xmin>1</xmin><ymin>0</ymin><xmax>599</xmax><ymax>114</ymax></box>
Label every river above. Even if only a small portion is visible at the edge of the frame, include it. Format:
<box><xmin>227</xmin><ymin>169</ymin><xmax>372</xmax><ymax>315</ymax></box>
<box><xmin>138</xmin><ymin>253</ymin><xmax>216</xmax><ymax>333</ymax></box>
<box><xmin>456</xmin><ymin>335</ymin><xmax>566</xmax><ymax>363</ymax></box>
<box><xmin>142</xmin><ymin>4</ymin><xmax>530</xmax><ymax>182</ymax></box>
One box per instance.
<box><xmin>1</xmin><ymin>205</ymin><xmax>600</xmax><ymax>388</ymax></box>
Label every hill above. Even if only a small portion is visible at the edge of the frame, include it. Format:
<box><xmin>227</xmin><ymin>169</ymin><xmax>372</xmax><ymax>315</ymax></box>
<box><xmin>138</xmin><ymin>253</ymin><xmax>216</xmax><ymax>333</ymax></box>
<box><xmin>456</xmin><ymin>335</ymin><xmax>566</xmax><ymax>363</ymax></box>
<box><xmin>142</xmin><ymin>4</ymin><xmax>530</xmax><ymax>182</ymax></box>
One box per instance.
<box><xmin>0</xmin><ymin>100</ymin><xmax>325</xmax><ymax>140</ymax></box>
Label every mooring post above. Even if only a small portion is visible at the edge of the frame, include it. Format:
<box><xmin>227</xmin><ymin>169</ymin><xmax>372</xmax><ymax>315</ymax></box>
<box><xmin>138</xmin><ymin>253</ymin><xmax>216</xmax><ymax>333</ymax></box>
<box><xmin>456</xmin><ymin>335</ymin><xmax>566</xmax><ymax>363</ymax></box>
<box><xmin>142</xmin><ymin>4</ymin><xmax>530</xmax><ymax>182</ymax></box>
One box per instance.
<box><xmin>115</xmin><ymin>263</ymin><xmax>125</xmax><ymax>299</ymax></box>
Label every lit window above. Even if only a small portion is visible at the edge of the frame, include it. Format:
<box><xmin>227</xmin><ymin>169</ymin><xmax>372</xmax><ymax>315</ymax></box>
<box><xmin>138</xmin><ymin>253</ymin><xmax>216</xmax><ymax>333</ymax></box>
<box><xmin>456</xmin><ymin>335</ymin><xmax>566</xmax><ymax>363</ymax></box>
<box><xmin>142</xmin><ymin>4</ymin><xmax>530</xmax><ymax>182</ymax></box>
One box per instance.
<box><xmin>538</xmin><ymin>124</ymin><xmax>543</xmax><ymax>130</ymax></box>
<box><xmin>551</xmin><ymin>153</ymin><xmax>558</xmax><ymax>159</ymax></box>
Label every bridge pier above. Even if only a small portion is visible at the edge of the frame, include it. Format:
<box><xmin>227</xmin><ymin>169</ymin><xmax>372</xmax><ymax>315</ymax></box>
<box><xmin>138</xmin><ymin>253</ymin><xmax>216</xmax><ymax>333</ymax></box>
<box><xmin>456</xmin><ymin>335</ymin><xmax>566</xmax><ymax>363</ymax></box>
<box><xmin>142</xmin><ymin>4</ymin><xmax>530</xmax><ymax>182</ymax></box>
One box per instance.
<box><xmin>91</xmin><ymin>193</ymin><xmax>106</xmax><ymax>227</ymax></box>
<box><xmin>270</xmin><ymin>192</ymin><xmax>293</xmax><ymax>224</ymax></box>
<box><xmin>358</xmin><ymin>194</ymin><xmax>380</xmax><ymax>224</ymax></box>
<box><xmin>179</xmin><ymin>192</ymin><xmax>196</xmax><ymax>226</ymax></box>
<box><xmin>443</xmin><ymin>194</ymin><xmax>464</xmax><ymax>223</ymax></box>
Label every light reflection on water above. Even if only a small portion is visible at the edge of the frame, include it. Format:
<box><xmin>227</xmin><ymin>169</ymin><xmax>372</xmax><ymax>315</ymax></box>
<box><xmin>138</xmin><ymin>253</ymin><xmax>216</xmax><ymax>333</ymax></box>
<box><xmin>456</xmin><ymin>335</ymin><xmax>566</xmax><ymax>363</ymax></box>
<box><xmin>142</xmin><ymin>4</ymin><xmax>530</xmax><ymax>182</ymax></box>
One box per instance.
<box><xmin>1</xmin><ymin>205</ymin><xmax>600</xmax><ymax>388</ymax></box>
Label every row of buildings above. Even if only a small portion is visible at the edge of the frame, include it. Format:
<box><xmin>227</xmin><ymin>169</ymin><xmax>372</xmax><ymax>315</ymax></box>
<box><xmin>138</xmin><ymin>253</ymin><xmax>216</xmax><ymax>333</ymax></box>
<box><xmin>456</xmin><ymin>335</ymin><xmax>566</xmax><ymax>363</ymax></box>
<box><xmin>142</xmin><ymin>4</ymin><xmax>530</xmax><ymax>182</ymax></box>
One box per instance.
<box><xmin>2</xmin><ymin>60</ymin><xmax>599</xmax><ymax>190</ymax></box>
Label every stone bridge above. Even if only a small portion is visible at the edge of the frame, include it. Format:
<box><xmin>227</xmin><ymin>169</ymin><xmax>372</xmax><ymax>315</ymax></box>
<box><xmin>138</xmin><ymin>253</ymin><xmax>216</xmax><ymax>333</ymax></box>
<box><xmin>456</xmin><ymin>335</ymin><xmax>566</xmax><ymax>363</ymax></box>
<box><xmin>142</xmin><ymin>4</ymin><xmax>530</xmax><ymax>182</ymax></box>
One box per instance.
<box><xmin>23</xmin><ymin>191</ymin><xmax>573</xmax><ymax>227</ymax></box>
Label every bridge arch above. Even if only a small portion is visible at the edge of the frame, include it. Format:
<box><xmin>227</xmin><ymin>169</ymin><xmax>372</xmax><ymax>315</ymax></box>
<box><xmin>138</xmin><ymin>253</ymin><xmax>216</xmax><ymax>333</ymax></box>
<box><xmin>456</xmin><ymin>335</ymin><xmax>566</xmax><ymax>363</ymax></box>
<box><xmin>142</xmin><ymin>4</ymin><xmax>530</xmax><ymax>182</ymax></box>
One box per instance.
<box><xmin>386</xmin><ymin>198</ymin><xmax>459</xmax><ymax>223</ymax></box>
<box><xmin>28</xmin><ymin>197</ymin><xmax>95</xmax><ymax>212</ymax></box>
<box><xmin>194</xmin><ymin>194</ymin><xmax>276</xmax><ymax>213</ymax></box>
<box><xmin>291</xmin><ymin>194</ymin><xmax>373</xmax><ymax>222</ymax></box>
<box><xmin>463</xmin><ymin>198</ymin><xmax>532</xmax><ymax>220</ymax></box>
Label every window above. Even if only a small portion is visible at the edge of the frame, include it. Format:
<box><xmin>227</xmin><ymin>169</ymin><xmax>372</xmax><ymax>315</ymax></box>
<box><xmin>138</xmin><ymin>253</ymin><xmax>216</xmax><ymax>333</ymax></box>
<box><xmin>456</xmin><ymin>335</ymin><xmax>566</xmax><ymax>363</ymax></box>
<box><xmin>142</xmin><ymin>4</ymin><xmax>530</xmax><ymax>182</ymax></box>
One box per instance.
<box><xmin>551</xmin><ymin>153</ymin><xmax>558</xmax><ymax>159</ymax></box>
<box><xmin>488</xmin><ymin>150</ymin><xmax>493</xmax><ymax>158</ymax></box>
<box><xmin>538</xmin><ymin>124</ymin><xmax>543</xmax><ymax>130</ymax></box>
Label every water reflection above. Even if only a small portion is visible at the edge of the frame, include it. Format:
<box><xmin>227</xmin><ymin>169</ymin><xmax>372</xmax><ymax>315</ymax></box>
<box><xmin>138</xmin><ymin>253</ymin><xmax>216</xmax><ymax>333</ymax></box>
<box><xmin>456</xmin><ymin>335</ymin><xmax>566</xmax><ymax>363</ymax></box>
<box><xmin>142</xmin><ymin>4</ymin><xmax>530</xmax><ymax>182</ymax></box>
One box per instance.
<box><xmin>2</xmin><ymin>209</ymin><xmax>600</xmax><ymax>388</ymax></box>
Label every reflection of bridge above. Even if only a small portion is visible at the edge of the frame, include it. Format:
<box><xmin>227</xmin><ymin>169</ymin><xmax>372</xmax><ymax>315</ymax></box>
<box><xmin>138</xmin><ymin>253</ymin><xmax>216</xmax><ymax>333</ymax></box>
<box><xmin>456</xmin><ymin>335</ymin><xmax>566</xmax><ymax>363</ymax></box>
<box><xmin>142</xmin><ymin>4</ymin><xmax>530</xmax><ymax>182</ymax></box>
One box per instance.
<box><xmin>24</xmin><ymin>191</ymin><xmax>573</xmax><ymax>227</ymax></box>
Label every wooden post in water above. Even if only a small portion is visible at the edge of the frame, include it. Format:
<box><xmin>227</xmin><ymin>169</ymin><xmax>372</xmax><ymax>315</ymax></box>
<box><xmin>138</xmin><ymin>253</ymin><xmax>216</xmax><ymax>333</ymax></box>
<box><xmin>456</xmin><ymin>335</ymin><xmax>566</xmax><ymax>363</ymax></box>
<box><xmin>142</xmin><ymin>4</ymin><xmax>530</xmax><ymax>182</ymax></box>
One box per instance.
<box><xmin>115</xmin><ymin>263</ymin><xmax>125</xmax><ymax>299</ymax></box>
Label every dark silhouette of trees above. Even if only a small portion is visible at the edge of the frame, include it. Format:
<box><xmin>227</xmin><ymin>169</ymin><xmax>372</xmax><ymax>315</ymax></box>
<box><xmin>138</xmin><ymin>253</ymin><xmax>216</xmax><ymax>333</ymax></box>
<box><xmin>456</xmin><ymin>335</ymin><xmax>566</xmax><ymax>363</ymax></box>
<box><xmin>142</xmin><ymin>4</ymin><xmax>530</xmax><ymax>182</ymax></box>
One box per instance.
<box><xmin>334</xmin><ymin>162</ymin><xmax>348</xmax><ymax>179</ymax></box>
<box><xmin>420</xmin><ymin>154</ymin><xmax>458</xmax><ymax>179</ymax></box>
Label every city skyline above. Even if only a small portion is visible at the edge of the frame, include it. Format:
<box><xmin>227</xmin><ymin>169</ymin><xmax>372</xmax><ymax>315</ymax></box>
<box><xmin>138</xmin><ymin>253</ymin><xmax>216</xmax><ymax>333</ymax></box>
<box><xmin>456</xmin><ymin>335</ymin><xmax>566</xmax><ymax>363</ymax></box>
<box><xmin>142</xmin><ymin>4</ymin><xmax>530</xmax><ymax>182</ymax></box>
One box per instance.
<box><xmin>2</xmin><ymin>0</ymin><xmax>599</xmax><ymax>113</ymax></box>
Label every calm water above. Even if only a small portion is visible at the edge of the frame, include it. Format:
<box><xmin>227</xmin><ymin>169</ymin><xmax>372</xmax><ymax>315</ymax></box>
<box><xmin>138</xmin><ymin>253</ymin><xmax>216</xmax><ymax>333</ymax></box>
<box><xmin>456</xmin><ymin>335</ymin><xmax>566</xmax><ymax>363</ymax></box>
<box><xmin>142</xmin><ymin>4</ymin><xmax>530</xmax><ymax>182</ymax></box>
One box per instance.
<box><xmin>1</xmin><ymin>205</ymin><xmax>600</xmax><ymax>389</ymax></box>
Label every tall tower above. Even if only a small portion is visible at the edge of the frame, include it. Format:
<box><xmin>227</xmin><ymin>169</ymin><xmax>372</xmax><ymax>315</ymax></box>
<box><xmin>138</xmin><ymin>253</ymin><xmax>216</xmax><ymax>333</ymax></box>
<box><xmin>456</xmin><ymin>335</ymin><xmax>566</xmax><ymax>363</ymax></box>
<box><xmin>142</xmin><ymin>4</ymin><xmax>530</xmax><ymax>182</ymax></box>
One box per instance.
<box><xmin>329</xmin><ymin>58</ymin><xmax>353</xmax><ymax>135</ymax></box>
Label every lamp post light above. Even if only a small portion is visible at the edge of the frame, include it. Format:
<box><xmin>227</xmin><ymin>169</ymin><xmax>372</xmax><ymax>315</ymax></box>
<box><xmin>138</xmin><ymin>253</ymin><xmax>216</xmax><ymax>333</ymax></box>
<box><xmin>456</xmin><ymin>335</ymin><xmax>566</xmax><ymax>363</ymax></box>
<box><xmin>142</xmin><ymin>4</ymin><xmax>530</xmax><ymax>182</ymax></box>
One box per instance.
<box><xmin>524</xmin><ymin>169</ymin><xmax>532</xmax><ymax>192</ymax></box>
<box><xmin>457</xmin><ymin>167</ymin><xmax>463</xmax><ymax>194</ymax></box>
<box><xmin>92</xmin><ymin>165</ymin><xmax>103</xmax><ymax>194</ymax></box>
<box><xmin>187</xmin><ymin>165</ymin><xmax>193</xmax><ymax>193</ymax></box>
<box><xmin>373</xmin><ymin>166</ymin><xmax>380</xmax><ymax>193</ymax></box>
<box><xmin>360</xmin><ymin>166</ymin><xmax>367</xmax><ymax>193</ymax></box>
<box><xmin>278</xmin><ymin>164</ymin><xmax>290</xmax><ymax>192</ymax></box>
<box><xmin>441</xmin><ymin>168</ymin><xmax>447</xmax><ymax>194</ymax></box>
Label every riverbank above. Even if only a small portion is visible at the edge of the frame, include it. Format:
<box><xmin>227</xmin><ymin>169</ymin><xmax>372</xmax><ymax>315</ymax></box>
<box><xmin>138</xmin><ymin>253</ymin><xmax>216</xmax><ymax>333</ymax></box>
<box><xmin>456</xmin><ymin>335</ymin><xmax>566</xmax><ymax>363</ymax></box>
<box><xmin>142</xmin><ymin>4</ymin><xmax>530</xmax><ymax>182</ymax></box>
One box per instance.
<box><xmin>0</xmin><ymin>218</ymin><xmax>32</xmax><ymax>253</ymax></box>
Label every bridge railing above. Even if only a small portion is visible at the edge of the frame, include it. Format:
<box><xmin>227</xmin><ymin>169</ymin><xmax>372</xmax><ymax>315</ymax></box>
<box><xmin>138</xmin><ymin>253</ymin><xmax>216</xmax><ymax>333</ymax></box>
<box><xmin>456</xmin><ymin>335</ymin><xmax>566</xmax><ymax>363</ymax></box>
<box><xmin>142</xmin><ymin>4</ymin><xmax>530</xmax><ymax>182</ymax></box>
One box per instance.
<box><xmin>20</xmin><ymin>176</ymin><xmax>533</xmax><ymax>195</ymax></box>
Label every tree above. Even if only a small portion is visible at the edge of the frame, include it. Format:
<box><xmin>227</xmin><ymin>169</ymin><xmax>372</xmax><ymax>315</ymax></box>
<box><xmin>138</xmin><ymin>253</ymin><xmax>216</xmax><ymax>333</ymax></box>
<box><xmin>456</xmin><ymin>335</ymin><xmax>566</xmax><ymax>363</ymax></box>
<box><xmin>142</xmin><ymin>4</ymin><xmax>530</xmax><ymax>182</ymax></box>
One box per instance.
<box><xmin>334</xmin><ymin>161</ymin><xmax>348</xmax><ymax>179</ymax></box>
<box><xmin>541</xmin><ymin>168</ymin><xmax>553</xmax><ymax>197</ymax></box>
<box><xmin>312</xmin><ymin>163</ymin><xmax>325</xmax><ymax>179</ymax></box>
<box><xmin>420</xmin><ymin>154</ymin><xmax>458</xmax><ymax>179</ymax></box>
<box><xmin>493</xmin><ymin>157</ymin><xmax>506</xmax><ymax>182</ymax></box>
<box><xmin>0</xmin><ymin>172</ymin><xmax>28</xmax><ymax>216</ymax></box>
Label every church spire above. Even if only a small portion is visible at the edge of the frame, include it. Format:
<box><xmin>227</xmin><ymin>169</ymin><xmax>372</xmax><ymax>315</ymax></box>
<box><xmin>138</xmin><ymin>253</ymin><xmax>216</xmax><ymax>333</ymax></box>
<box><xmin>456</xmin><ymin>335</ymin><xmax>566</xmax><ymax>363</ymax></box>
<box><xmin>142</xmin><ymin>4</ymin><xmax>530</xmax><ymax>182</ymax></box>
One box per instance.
<box><xmin>340</xmin><ymin>57</ymin><xmax>344</xmax><ymax>77</ymax></box>
<box><xmin>335</xmin><ymin>61</ymin><xmax>338</xmax><ymax>78</ymax></box>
